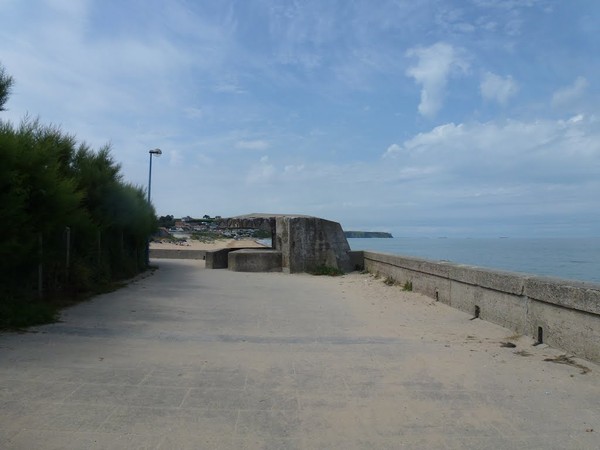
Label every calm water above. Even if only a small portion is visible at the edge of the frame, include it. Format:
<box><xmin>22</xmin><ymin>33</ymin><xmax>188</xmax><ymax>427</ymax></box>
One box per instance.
<box><xmin>348</xmin><ymin>237</ymin><xmax>600</xmax><ymax>283</ymax></box>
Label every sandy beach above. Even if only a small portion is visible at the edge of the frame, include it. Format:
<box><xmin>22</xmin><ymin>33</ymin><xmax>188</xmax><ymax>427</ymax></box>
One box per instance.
<box><xmin>150</xmin><ymin>238</ymin><xmax>266</xmax><ymax>252</ymax></box>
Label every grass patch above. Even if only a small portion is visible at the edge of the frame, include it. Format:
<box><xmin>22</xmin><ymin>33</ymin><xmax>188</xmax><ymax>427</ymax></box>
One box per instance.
<box><xmin>310</xmin><ymin>265</ymin><xmax>345</xmax><ymax>276</ymax></box>
<box><xmin>383</xmin><ymin>276</ymin><xmax>396</xmax><ymax>286</ymax></box>
<box><xmin>190</xmin><ymin>231</ymin><xmax>226</xmax><ymax>243</ymax></box>
<box><xmin>402</xmin><ymin>281</ymin><xmax>413</xmax><ymax>291</ymax></box>
<box><xmin>505</xmin><ymin>332</ymin><xmax>522</xmax><ymax>341</ymax></box>
<box><xmin>0</xmin><ymin>297</ymin><xmax>59</xmax><ymax>330</ymax></box>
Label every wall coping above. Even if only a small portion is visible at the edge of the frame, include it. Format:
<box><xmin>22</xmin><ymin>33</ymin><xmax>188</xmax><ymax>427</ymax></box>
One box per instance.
<box><xmin>362</xmin><ymin>250</ymin><xmax>600</xmax><ymax>316</ymax></box>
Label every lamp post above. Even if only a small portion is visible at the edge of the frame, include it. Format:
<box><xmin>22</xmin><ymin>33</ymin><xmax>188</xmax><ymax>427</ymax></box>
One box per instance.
<box><xmin>146</xmin><ymin>148</ymin><xmax>162</xmax><ymax>266</ymax></box>
<box><xmin>148</xmin><ymin>148</ymin><xmax>162</xmax><ymax>202</ymax></box>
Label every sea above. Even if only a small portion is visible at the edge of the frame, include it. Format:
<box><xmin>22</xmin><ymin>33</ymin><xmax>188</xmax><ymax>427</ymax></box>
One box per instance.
<box><xmin>347</xmin><ymin>237</ymin><xmax>600</xmax><ymax>284</ymax></box>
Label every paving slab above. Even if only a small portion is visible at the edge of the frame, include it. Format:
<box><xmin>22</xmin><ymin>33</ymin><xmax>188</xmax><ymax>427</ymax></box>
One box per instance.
<box><xmin>1</xmin><ymin>259</ymin><xmax>599</xmax><ymax>449</ymax></box>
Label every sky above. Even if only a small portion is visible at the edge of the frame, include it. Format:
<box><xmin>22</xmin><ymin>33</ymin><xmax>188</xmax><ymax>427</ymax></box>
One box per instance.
<box><xmin>1</xmin><ymin>0</ymin><xmax>599</xmax><ymax>237</ymax></box>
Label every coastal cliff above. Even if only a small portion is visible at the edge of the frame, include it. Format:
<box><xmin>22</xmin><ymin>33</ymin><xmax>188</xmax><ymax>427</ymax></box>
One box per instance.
<box><xmin>344</xmin><ymin>231</ymin><xmax>393</xmax><ymax>238</ymax></box>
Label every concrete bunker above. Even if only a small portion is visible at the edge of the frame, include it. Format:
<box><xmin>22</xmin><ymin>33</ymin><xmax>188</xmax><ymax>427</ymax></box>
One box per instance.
<box><xmin>206</xmin><ymin>213</ymin><xmax>353</xmax><ymax>274</ymax></box>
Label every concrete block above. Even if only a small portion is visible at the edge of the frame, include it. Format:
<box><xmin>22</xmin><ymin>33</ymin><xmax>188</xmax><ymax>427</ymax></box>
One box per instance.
<box><xmin>448</xmin><ymin>264</ymin><xmax>526</xmax><ymax>295</ymax></box>
<box><xmin>412</xmin><ymin>271</ymin><xmax>451</xmax><ymax>304</ymax></box>
<box><xmin>449</xmin><ymin>281</ymin><xmax>478</xmax><ymax>315</ymax></box>
<box><xmin>275</xmin><ymin>216</ymin><xmax>352</xmax><ymax>273</ymax></box>
<box><xmin>206</xmin><ymin>248</ymin><xmax>233</xmax><ymax>269</ymax></box>
<box><xmin>219</xmin><ymin>214</ymin><xmax>352</xmax><ymax>274</ymax></box>
<box><xmin>363</xmin><ymin>252</ymin><xmax>450</xmax><ymax>278</ymax></box>
<box><xmin>525</xmin><ymin>276</ymin><xmax>600</xmax><ymax>315</ymax></box>
<box><xmin>349</xmin><ymin>251</ymin><xmax>365</xmax><ymax>271</ymax></box>
<box><xmin>477</xmin><ymin>286</ymin><xmax>528</xmax><ymax>333</ymax></box>
<box><xmin>228</xmin><ymin>249</ymin><xmax>282</xmax><ymax>272</ymax></box>
<box><xmin>527</xmin><ymin>300</ymin><xmax>600</xmax><ymax>362</ymax></box>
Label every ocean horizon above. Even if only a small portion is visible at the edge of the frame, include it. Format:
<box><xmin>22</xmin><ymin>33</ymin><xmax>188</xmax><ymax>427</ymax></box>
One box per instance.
<box><xmin>347</xmin><ymin>237</ymin><xmax>600</xmax><ymax>284</ymax></box>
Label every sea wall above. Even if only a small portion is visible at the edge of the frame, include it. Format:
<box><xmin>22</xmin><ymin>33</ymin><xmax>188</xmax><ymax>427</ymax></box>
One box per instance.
<box><xmin>360</xmin><ymin>251</ymin><xmax>600</xmax><ymax>363</ymax></box>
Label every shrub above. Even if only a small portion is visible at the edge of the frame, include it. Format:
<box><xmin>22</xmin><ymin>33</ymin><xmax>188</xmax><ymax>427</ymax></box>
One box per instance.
<box><xmin>0</xmin><ymin>296</ymin><xmax>58</xmax><ymax>330</ymax></box>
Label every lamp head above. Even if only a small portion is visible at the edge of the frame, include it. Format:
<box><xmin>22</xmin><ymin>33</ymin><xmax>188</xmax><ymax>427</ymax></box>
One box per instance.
<box><xmin>149</xmin><ymin>148</ymin><xmax>162</xmax><ymax>156</ymax></box>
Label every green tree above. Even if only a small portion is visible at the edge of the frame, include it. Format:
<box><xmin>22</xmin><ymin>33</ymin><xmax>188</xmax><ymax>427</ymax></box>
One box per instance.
<box><xmin>0</xmin><ymin>64</ymin><xmax>14</xmax><ymax>111</ymax></box>
<box><xmin>0</xmin><ymin>64</ymin><xmax>158</xmax><ymax>328</ymax></box>
<box><xmin>158</xmin><ymin>215</ymin><xmax>175</xmax><ymax>228</ymax></box>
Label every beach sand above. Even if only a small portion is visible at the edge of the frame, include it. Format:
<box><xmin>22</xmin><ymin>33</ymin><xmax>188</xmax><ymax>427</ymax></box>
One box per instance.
<box><xmin>149</xmin><ymin>238</ymin><xmax>266</xmax><ymax>251</ymax></box>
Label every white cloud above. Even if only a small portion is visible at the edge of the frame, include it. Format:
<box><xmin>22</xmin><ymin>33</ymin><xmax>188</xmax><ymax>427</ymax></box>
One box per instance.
<box><xmin>2</xmin><ymin>1</ymin><xmax>598</xmax><ymax>236</ymax></box>
<box><xmin>214</xmin><ymin>82</ymin><xmax>246</xmax><ymax>94</ymax></box>
<box><xmin>552</xmin><ymin>76</ymin><xmax>589</xmax><ymax>107</ymax></box>
<box><xmin>246</xmin><ymin>155</ymin><xmax>276</xmax><ymax>183</ymax></box>
<box><xmin>183</xmin><ymin>107</ymin><xmax>204</xmax><ymax>119</ymax></box>
<box><xmin>480</xmin><ymin>72</ymin><xmax>518</xmax><ymax>104</ymax></box>
<box><xmin>284</xmin><ymin>164</ymin><xmax>305</xmax><ymax>173</ymax></box>
<box><xmin>405</xmin><ymin>42</ymin><xmax>469</xmax><ymax>118</ymax></box>
<box><xmin>471</xmin><ymin>0</ymin><xmax>543</xmax><ymax>9</ymax></box>
<box><xmin>383</xmin><ymin>116</ymin><xmax>600</xmax><ymax>184</ymax></box>
<box><xmin>383</xmin><ymin>143</ymin><xmax>402</xmax><ymax>157</ymax></box>
<box><xmin>235</xmin><ymin>140</ymin><xmax>271</xmax><ymax>150</ymax></box>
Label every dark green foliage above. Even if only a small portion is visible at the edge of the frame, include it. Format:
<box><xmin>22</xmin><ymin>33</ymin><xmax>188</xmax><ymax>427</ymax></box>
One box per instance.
<box><xmin>190</xmin><ymin>231</ymin><xmax>225</xmax><ymax>242</ymax></box>
<box><xmin>0</xmin><ymin>65</ymin><xmax>13</xmax><ymax>111</ymax></box>
<box><xmin>0</xmin><ymin>297</ymin><xmax>58</xmax><ymax>329</ymax></box>
<box><xmin>310</xmin><ymin>265</ymin><xmax>345</xmax><ymax>276</ymax></box>
<box><xmin>0</xmin><ymin>63</ymin><xmax>156</xmax><ymax>329</ymax></box>
<box><xmin>158</xmin><ymin>215</ymin><xmax>175</xmax><ymax>228</ymax></box>
<box><xmin>402</xmin><ymin>281</ymin><xmax>413</xmax><ymax>291</ymax></box>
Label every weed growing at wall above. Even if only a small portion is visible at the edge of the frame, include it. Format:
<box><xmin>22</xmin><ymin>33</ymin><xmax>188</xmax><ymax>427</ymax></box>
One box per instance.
<box><xmin>384</xmin><ymin>276</ymin><xmax>396</xmax><ymax>286</ymax></box>
<box><xmin>310</xmin><ymin>265</ymin><xmax>345</xmax><ymax>276</ymax></box>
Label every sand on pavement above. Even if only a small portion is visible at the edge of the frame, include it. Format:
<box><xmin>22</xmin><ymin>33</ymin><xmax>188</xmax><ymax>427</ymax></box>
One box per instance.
<box><xmin>1</xmin><ymin>259</ymin><xmax>598</xmax><ymax>449</ymax></box>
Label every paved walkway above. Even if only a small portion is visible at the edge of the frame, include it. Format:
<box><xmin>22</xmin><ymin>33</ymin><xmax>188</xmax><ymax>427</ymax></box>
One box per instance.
<box><xmin>1</xmin><ymin>259</ymin><xmax>599</xmax><ymax>449</ymax></box>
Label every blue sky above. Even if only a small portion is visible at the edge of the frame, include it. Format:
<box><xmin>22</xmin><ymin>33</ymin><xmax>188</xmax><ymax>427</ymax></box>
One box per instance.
<box><xmin>1</xmin><ymin>0</ymin><xmax>599</xmax><ymax>237</ymax></box>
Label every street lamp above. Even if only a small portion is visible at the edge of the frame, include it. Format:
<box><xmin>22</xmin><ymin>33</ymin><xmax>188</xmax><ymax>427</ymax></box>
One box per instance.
<box><xmin>148</xmin><ymin>148</ymin><xmax>162</xmax><ymax>202</ymax></box>
<box><xmin>146</xmin><ymin>148</ymin><xmax>162</xmax><ymax>266</ymax></box>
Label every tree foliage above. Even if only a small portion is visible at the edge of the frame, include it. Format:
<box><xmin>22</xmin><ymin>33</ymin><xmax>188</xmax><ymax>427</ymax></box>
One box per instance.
<box><xmin>158</xmin><ymin>215</ymin><xmax>175</xmax><ymax>228</ymax></box>
<box><xmin>0</xmin><ymin>65</ymin><xmax>13</xmax><ymax>111</ymax></box>
<box><xmin>0</xmin><ymin>63</ymin><xmax>157</xmax><ymax>326</ymax></box>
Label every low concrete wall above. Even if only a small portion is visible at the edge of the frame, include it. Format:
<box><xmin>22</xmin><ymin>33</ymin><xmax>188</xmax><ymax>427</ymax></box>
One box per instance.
<box><xmin>205</xmin><ymin>247</ymin><xmax>274</xmax><ymax>269</ymax></box>
<box><xmin>228</xmin><ymin>249</ymin><xmax>282</xmax><ymax>272</ymax></box>
<box><xmin>360</xmin><ymin>251</ymin><xmax>600</xmax><ymax>363</ymax></box>
<box><xmin>205</xmin><ymin>248</ymin><xmax>232</xmax><ymax>269</ymax></box>
<box><xmin>149</xmin><ymin>249</ymin><xmax>206</xmax><ymax>260</ymax></box>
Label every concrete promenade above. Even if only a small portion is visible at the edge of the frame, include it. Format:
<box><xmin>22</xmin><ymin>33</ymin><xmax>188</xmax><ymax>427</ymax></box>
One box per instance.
<box><xmin>1</xmin><ymin>259</ymin><xmax>599</xmax><ymax>449</ymax></box>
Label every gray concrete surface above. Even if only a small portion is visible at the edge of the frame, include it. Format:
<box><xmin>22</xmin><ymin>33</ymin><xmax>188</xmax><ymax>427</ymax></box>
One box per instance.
<box><xmin>1</xmin><ymin>259</ymin><xmax>599</xmax><ymax>449</ymax></box>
